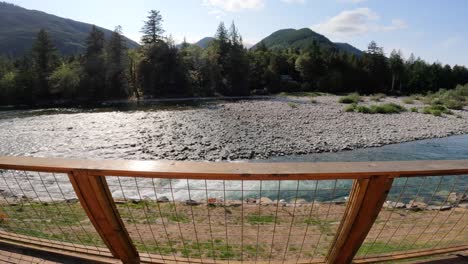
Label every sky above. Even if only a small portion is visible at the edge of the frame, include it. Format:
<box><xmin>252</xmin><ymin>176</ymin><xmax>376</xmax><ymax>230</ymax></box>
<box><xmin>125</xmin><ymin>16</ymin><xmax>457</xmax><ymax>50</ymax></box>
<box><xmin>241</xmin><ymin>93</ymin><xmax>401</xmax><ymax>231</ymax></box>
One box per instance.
<box><xmin>6</xmin><ymin>0</ymin><xmax>468</xmax><ymax>66</ymax></box>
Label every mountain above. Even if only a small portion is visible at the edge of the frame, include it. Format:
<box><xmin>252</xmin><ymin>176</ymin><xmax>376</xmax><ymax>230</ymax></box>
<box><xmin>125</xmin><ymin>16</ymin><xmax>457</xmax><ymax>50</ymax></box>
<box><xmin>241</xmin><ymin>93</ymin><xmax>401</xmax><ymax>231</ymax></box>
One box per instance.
<box><xmin>195</xmin><ymin>37</ymin><xmax>215</xmax><ymax>49</ymax></box>
<box><xmin>0</xmin><ymin>2</ymin><xmax>139</xmax><ymax>57</ymax></box>
<box><xmin>252</xmin><ymin>28</ymin><xmax>362</xmax><ymax>56</ymax></box>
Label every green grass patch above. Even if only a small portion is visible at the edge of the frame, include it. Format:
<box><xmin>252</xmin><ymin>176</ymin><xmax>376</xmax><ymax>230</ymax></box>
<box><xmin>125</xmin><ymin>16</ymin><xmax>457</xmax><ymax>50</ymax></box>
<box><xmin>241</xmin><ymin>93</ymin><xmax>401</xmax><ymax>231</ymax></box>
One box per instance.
<box><xmin>344</xmin><ymin>103</ymin><xmax>406</xmax><ymax>114</ymax></box>
<box><xmin>304</xmin><ymin>217</ymin><xmax>333</xmax><ymax>235</ymax></box>
<box><xmin>339</xmin><ymin>93</ymin><xmax>361</xmax><ymax>104</ymax></box>
<box><xmin>422</xmin><ymin>104</ymin><xmax>453</xmax><ymax>116</ymax></box>
<box><xmin>288</xmin><ymin>102</ymin><xmax>298</xmax><ymax>108</ymax></box>
<box><xmin>247</xmin><ymin>214</ymin><xmax>276</xmax><ymax>225</ymax></box>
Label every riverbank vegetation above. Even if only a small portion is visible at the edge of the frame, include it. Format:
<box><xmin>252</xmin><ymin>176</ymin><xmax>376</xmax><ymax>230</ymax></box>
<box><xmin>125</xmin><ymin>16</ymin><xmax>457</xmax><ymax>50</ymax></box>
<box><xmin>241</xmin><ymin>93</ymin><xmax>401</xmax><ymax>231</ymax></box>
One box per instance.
<box><xmin>0</xmin><ymin>9</ymin><xmax>468</xmax><ymax>106</ymax></box>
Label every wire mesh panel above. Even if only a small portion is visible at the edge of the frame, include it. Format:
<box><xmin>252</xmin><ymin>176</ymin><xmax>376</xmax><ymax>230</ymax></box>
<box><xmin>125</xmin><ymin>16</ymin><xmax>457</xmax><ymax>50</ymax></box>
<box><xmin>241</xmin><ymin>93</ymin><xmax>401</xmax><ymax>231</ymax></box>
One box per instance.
<box><xmin>106</xmin><ymin>176</ymin><xmax>354</xmax><ymax>263</ymax></box>
<box><xmin>0</xmin><ymin>169</ymin><xmax>109</xmax><ymax>256</ymax></box>
<box><xmin>356</xmin><ymin>175</ymin><xmax>468</xmax><ymax>259</ymax></box>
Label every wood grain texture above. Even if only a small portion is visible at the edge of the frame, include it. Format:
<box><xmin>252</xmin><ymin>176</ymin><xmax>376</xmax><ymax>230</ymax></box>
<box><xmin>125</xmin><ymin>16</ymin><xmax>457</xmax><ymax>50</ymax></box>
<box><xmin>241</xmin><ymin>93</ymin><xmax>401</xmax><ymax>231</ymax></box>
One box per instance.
<box><xmin>326</xmin><ymin>175</ymin><xmax>394</xmax><ymax>264</ymax></box>
<box><xmin>69</xmin><ymin>170</ymin><xmax>140</xmax><ymax>264</ymax></box>
<box><xmin>1</xmin><ymin>156</ymin><xmax>468</xmax><ymax>180</ymax></box>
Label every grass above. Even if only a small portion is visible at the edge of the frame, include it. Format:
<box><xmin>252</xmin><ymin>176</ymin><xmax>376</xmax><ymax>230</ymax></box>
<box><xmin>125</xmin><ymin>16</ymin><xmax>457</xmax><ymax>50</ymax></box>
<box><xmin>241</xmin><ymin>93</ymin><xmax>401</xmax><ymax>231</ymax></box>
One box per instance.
<box><xmin>339</xmin><ymin>93</ymin><xmax>361</xmax><ymax>104</ymax></box>
<box><xmin>247</xmin><ymin>214</ymin><xmax>276</xmax><ymax>225</ymax></box>
<box><xmin>410</xmin><ymin>107</ymin><xmax>418</xmax><ymax>112</ymax></box>
<box><xmin>304</xmin><ymin>217</ymin><xmax>333</xmax><ymax>235</ymax></box>
<box><xmin>288</xmin><ymin>102</ymin><xmax>298</xmax><ymax>108</ymax></box>
<box><xmin>422</xmin><ymin>104</ymin><xmax>453</xmax><ymax>117</ymax></box>
<box><xmin>345</xmin><ymin>103</ymin><xmax>406</xmax><ymax>114</ymax></box>
<box><xmin>357</xmin><ymin>241</ymin><xmax>429</xmax><ymax>256</ymax></box>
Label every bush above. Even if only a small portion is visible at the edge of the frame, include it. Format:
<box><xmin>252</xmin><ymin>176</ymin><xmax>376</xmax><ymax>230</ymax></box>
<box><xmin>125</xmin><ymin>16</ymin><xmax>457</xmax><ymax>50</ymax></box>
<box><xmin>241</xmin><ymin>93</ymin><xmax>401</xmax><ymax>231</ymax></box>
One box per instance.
<box><xmin>410</xmin><ymin>107</ymin><xmax>418</xmax><ymax>112</ymax></box>
<box><xmin>346</xmin><ymin>103</ymin><xmax>406</xmax><ymax>114</ymax></box>
<box><xmin>444</xmin><ymin>99</ymin><xmax>464</xmax><ymax>110</ymax></box>
<box><xmin>422</xmin><ymin>104</ymin><xmax>453</xmax><ymax>116</ymax></box>
<box><xmin>339</xmin><ymin>93</ymin><xmax>361</xmax><ymax>104</ymax></box>
<box><xmin>370</xmin><ymin>93</ymin><xmax>386</xmax><ymax>102</ymax></box>
<box><xmin>344</xmin><ymin>103</ymin><xmax>357</xmax><ymax>112</ymax></box>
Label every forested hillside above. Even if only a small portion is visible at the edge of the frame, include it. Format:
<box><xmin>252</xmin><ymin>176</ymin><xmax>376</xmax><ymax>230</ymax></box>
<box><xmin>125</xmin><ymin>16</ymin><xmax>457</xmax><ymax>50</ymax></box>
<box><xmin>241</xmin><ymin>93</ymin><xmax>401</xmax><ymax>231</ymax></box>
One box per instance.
<box><xmin>0</xmin><ymin>2</ymin><xmax>138</xmax><ymax>56</ymax></box>
<box><xmin>0</xmin><ymin>6</ymin><xmax>467</xmax><ymax>106</ymax></box>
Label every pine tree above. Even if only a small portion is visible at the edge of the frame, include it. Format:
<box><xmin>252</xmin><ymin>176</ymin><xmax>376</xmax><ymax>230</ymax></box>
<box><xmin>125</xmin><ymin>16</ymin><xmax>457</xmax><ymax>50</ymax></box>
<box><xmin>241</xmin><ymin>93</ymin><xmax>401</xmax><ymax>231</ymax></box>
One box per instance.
<box><xmin>140</xmin><ymin>10</ymin><xmax>165</xmax><ymax>45</ymax></box>
<box><xmin>106</xmin><ymin>26</ymin><xmax>128</xmax><ymax>98</ymax></box>
<box><xmin>83</xmin><ymin>25</ymin><xmax>106</xmax><ymax>99</ymax></box>
<box><xmin>32</xmin><ymin>29</ymin><xmax>59</xmax><ymax>99</ymax></box>
<box><xmin>389</xmin><ymin>49</ymin><xmax>404</xmax><ymax>93</ymax></box>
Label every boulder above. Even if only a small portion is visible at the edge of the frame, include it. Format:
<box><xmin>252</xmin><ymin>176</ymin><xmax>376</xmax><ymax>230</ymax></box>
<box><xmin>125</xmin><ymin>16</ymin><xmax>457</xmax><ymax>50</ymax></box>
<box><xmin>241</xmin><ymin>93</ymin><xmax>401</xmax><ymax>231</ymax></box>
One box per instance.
<box><xmin>157</xmin><ymin>196</ymin><xmax>170</xmax><ymax>203</ymax></box>
<box><xmin>405</xmin><ymin>200</ymin><xmax>427</xmax><ymax>211</ymax></box>
<box><xmin>185</xmin><ymin>199</ymin><xmax>200</xmax><ymax>206</ymax></box>
<box><xmin>448</xmin><ymin>192</ymin><xmax>458</xmax><ymax>203</ymax></box>
<box><xmin>383</xmin><ymin>201</ymin><xmax>406</xmax><ymax>209</ymax></box>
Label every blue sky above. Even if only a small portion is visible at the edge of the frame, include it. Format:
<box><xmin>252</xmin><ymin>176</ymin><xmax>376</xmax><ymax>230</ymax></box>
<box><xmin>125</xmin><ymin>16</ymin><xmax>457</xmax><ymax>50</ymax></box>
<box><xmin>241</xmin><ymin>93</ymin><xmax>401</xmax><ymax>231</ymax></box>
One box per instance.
<box><xmin>7</xmin><ymin>0</ymin><xmax>468</xmax><ymax>66</ymax></box>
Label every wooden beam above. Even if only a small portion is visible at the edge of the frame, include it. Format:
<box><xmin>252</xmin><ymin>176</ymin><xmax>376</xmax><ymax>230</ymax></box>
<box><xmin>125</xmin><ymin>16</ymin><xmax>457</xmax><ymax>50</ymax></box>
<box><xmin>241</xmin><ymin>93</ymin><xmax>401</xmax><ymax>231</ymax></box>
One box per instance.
<box><xmin>352</xmin><ymin>245</ymin><xmax>468</xmax><ymax>263</ymax></box>
<box><xmin>326</xmin><ymin>175</ymin><xmax>394</xmax><ymax>264</ymax></box>
<box><xmin>68</xmin><ymin>170</ymin><xmax>139</xmax><ymax>264</ymax></box>
<box><xmin>1</xmin><ymin>156</ymin><xmax>468</xmax><ymax>180</ymax></box>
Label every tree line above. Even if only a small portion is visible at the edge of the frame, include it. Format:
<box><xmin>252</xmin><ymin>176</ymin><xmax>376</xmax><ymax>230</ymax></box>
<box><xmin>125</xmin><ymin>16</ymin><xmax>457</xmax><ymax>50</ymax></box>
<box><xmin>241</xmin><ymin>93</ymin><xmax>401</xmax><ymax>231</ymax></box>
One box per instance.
<box><xmin>1</xmin><ymin>9</ymin><xmax>468</xmax><ymax>106</ymax></box>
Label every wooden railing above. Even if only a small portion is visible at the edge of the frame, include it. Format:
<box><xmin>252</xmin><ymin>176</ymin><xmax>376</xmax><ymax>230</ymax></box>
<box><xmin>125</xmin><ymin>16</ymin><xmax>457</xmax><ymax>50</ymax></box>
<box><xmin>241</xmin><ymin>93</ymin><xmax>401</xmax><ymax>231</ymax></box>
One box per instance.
<box><xmin>0</xmin><ymin>156</ymin><xmax>467</xmax><ymax>264</ymax></box>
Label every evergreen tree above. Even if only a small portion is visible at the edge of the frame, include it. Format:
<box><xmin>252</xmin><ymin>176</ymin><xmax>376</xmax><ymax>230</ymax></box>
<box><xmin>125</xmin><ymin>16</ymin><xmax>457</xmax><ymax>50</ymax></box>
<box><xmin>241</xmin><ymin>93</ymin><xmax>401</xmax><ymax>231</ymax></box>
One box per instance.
<box><xmin>141</xmin><ymin>10</ymin><xmax>165</xmax><ymax>45</ymax></box>
<box><xmin>106</xmin><ymin>26</ymin><xmax>128</xmax><ymax>98</ymax></box>
<box><xmin>389</xmin><ymin>49</ymin><xmax>405</xmax><ymax>93</ymax></box>
<box><xmin>83</xmin><ymin>25</ymin><xmax>106</xmax><ymax>99</ymax></box>
<box><xmin>31</xmin><ymin>29</ymin><xmax>59</xmax><ymax>99</ymax></box>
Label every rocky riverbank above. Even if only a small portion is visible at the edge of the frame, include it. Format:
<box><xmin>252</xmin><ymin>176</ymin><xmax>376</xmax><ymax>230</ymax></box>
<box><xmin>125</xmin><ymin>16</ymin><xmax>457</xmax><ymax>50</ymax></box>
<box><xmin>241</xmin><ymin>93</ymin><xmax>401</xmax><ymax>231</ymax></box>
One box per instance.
<box><xmin>1</xmin><ymin>95</ymin><xmax>468</xmax><ymax>161</ymax></box>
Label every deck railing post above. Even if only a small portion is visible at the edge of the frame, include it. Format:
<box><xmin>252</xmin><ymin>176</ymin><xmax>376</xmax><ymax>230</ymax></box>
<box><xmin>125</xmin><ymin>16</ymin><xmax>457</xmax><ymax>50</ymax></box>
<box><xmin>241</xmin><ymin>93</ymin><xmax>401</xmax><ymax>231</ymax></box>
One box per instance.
<box><xmin>325</xmin><ymin>175</ymin><xmax>394</xmax><ymax>264</ymax></box>
<box><xmin>68</xmin><ymin>170</ymin><xmax>140</xmax><ymax>264</ymax></box>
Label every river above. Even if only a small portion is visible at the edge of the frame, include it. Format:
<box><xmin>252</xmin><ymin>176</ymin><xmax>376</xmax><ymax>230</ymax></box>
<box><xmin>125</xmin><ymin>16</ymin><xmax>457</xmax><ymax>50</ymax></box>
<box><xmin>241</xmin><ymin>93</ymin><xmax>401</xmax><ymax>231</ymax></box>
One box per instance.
<box><xmin>0</xmin><ymin>101</ymin><xmax>467</xmax><ymax>201</ymax></box>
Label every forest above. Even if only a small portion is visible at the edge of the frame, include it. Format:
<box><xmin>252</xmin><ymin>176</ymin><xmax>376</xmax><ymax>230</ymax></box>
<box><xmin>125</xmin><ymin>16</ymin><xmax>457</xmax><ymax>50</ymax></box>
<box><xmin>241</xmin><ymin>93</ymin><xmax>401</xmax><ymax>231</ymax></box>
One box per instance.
<box><xmin>0</xmin><ymin>9</ymin><xmax>468</xmax><ymax>106</ymax></box>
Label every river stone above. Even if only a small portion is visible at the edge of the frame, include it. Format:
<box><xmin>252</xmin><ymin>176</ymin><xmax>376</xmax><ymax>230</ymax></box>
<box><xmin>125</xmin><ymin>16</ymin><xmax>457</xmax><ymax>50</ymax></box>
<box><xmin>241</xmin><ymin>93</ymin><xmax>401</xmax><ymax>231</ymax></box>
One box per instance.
<box><xmin>383</xmin><ymin>201</ymin><xmax>406</xmax><ymax>209</ymax></box>
<box><xmin>406</xmin><ymin>200</ymin><xmax>427</xmax><ymax>211</ymax></box>
<box><xmin>448</xmin><ymin>192</ymin><xmax>458</xmax><ymax>203</ymax></box>
<box><xmin>185</xmin><ymin>199</ymin><xmax>200</xmax><ymax>206</ymax></box>
<box><xmin>427</xmin><ymin>205</ymin><xmax>452</xmax><ymax>211</ymax></box>
<box><xmin>157</xmin><ymin>196</ymin><xmax>170</xmax><ymax>203</ymax></box>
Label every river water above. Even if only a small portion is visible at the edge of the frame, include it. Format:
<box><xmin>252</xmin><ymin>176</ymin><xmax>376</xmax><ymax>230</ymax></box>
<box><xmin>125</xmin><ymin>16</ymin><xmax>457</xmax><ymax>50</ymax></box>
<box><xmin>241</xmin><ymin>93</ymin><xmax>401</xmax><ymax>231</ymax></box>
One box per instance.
<box><xmin>0</xmin><ymin>103</ymin><xmax>467</xmax><ymax>201</ymax></box>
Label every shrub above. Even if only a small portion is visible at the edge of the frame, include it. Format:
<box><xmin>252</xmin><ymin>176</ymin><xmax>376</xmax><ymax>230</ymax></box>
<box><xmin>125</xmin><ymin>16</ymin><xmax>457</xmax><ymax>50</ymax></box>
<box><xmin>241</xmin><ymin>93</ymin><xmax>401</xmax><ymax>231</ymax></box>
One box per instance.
<box><xmin>422</xmin><ymin>104</ymin><xmax>453</xmax><ymax>116</ymax></box>
<box><xmin>370</xmin><ymin>93</ymin><xmax>386</xmax><ymax>102</ymax></box>
<box><xmin>339</xmin><ymin>93</ymin><xmax>361</xmax><ymax>104</ymax></box>
<box><xmin>347</xmin><ymin>103</ymin><xmax>406</xmax><ymax>114</ymax></box>
<box><xmin>356</xmin><ymin>105</ymin><xmax>372</xmax><ymax>113</ymax></box>
<box><xmin>344</xmin><ymin>103</ymin><xmax>357</xmax><ymax>112</ymax></box>
<box><xmin>444</xmin><ymin>99</ymin><xmax>464</xmax><ymax>110</ymax></box>
<box><xmin>410</xmin><ymin>107</ymin><xmax>418</xmax><ymax>112</ymax></box>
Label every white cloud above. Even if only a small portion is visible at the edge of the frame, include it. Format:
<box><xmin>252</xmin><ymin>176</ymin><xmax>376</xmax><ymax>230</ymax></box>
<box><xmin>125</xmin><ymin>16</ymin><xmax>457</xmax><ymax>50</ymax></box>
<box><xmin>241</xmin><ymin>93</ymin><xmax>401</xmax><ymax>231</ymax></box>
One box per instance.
<box><xmin>311</xmin><ymin>8</ymin><xmax>407</xmax><ymax>39</ymax></box>
<box><xmin>203</xmin><ymin>0</ymin><xmax>265</xmax><ymax>12</ymax></box>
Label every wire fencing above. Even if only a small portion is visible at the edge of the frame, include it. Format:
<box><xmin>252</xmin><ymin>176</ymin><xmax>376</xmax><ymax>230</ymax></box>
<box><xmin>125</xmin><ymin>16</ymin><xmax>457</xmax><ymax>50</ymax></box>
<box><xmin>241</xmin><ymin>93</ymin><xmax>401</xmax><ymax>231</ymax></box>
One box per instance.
<box><xmin>106</xmin><ymin>177</ymin><xmax>354</xmax><ymax>263</ymax></box>
<box><xmin>356</xmin><ymin>174</ymin><xmax>468</xmax><ymax>260</ymax></box>
<box><xmin>0</xmin><ymin>169</ymin><xmax>109</xmax><ymax>256</ymax></box>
